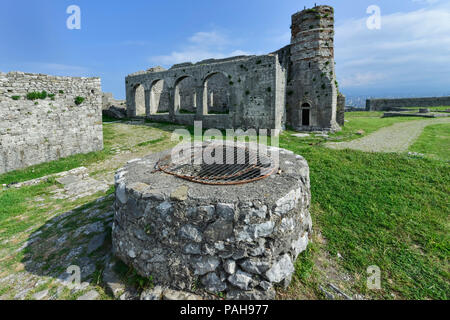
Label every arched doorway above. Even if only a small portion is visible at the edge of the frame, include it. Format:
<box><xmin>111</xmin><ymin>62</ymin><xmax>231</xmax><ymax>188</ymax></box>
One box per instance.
<box><xmin>150</xmin><ymin>79</ymin><xmax>170</xmax><ymax>114</ymax></box>
<box><xmin>203</xmin><ymin>73</ymin><xmax>230</xmax><ymax>115</ymax></box>
<box><xmin>174</xmin><ymin>76</ymin><xmax>196</xmax><ymax>114</ymax></box>
<box><xmin>133</xmin><ymin>84</ymin><xmax>146</xmax><ymax>116</ymax></box>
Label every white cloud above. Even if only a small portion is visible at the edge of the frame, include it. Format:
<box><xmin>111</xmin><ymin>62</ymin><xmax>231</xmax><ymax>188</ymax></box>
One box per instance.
<box><xmin>149</xmin><ymin>30</ymin><xmax>253</xmax><ymax>67</ymax></box>
<box><xmin>412</xmin><ymin>0</ymin><xmax>440</xmax><ymax>5</ymax></box>
<box><xmin>335</xmin><ymin>2</ymin><xmax>450</xmax><ymax>95</ymax></box>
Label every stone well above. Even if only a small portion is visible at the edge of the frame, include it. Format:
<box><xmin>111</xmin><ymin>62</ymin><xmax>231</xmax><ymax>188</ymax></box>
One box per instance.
<box><xmin>112</xmin><ymin>142</ymin><xmax>311</xmax><ymax>300</ymax></box>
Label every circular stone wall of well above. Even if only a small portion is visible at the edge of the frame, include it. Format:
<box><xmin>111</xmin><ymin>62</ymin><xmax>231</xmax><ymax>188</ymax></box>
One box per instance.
<box><xmin>112</xmin><ymin>143</ymin><xmax>311</xmax><ymax>300</ymax></box>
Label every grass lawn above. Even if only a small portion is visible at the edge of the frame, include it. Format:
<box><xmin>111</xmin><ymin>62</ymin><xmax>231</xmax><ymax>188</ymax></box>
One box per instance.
<box><xmin>409</xmin><ymin>123</ymin><xmax>450</xmax><ymax>161</ymax></box>
<box><xmin>280</xmin><ymin>131</ymin><xmax>449</xmax><ymax>300</ymax></box>
<box><xmin>404</xmin><ymin>106</ymin><xmax>450</xmax><ymax>112</ymax></box>
<box><xmin>331</xmin><ymin>112</ymin><xmax>437</xmax><ymax>142</ymax></box>
<box><xmin>0</xmin><ymin>113</ymin><xmax>448</xmax><ymax>300</ymax></box>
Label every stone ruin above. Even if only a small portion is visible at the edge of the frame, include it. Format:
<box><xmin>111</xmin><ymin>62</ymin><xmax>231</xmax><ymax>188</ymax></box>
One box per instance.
<box><xmin>125</xmin><ymin>5</ymin><xmax>343</xmax><ymax>134</ymax></box>
<box><xmin>0</xmin><ymin>71</ymin><xmax>103</xmax><ymax>175</ymax></box>
<box><xmin>112</xmin><ymin>142</ymin><xmax>312</xmax><ymax>299</ymax></box>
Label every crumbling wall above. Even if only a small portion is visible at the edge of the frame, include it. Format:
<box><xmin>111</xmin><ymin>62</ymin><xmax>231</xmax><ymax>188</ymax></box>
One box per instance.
<box><xmin>126</xmin><ymin>54</ymin><xmax>284</xmax><ymax>132</ymax></box>
<box><xmin>102</xmin><ymin>92</ymin><xmax>126</xmax><ymax>110</ymax></box>
<box><xmin>0</xmin><ymin>72</ymin><xmax>103</xmax><ymax>175</ymax></box>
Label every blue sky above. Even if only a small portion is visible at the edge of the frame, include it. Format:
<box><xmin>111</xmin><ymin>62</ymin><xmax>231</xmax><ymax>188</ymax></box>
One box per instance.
<box><xmin>1</xmin><ymin>0</ymin><xmax>449</xmax><ymax>99</ymax></box>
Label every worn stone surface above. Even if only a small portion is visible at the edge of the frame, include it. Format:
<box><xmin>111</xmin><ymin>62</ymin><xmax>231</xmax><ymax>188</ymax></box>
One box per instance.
<box><xmin>0</xmin><ymin>72</ymin><xmax>103</xmax><ymax>175</ymax></box>
<box><xmin>77</xmin><ymin>290</ymin><xmax>100</xmax><ymax>301</ymax></box>
<box><xmin>112</xmin><ymin>143</ymin><xmax>311</xmax><ymax>300</ymax></box>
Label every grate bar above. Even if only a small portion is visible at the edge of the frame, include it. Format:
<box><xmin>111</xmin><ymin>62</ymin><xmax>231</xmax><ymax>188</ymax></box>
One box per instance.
<box><xmin>157</xmin><ymin>144</ymin><xmax>277</xmax><ymax>185</ymax></box>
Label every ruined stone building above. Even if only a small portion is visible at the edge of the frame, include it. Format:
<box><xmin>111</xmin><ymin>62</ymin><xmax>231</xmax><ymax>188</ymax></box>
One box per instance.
<box><xmin>126</xmin><ymin>5</ymin><xmax>343</xmax><ymax>133</ymax></box>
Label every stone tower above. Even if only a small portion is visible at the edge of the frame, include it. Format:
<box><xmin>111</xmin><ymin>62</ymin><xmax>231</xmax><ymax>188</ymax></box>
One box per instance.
<box><xmin>287</xmin><ymin>5</ymin><xmax>340</xmax><ymax>132</ymax></box>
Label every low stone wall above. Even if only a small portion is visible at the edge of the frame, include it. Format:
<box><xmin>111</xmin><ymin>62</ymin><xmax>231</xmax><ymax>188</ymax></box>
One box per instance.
<box><xmin>112</xmin><ymin>144</ymin><xmax>312</xmax><ymax>300</ymax></box>
<box><xmin>0</xmin><ymin>71</ymin><xmax>103</xmax><ymax>174</ymax></box>
<box><xmin>366</xmin><ymin>97</ymin><xmax>450</xmax><ymax>111</ymax></box>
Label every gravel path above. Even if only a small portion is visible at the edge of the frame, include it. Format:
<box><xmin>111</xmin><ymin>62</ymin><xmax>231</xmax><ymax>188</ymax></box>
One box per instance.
<box><xmin>326</xmin><ymin>118</ymin><xmax>450</xmax><ymax>153</ymax></box>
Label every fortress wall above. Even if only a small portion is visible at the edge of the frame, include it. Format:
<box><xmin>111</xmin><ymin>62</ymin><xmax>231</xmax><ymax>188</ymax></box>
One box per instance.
<box><xmin>366</xmin><ymin>97</ymin><xmax>450</xmax><ymax>111</ymax></box>
<box><xmin>0</xmin><ymin>72</ymin><xmax>103</xmax><ymax>175</ymax></box>
<box><xmin>126</xmin><ymin>54</ymin><xmax>284</xmax><ymax>132</ymax></box>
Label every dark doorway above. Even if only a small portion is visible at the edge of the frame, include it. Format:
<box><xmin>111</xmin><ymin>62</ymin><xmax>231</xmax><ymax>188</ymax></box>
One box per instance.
<box><xmin>302</xmin><ymin>108</ymin><xmax>310</xmax><ymax>126</ymax></box>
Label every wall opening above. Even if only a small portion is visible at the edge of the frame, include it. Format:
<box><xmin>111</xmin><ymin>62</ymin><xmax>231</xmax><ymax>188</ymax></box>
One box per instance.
<box><xmin>150</xmin><ymin>79</ymin><xmax>170</xmax><ymax>115</ymax></box>
<box><xmin>301</xmin><ymin>103</ymin><xmax>311</xmax><ymax>126</ymax></box>
<box><xmin>134</xmin><ymin>84</ymin><xmax>146</xmax><ymax>116</ymax></box>
<box><xmin>203</xmin><ymin>73</ymin><xmax>230</xmax><ymax>115</ymax></box>
<box><xmin>175</xmin><ymin>76</ymin><xmax>196</xmax><ymax>115</ymax></box>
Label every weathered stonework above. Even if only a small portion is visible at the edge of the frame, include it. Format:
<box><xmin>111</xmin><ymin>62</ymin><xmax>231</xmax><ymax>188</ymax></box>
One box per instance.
<box><xmin>0</xmin><ymin>72</ymin><xmax>103</xmax><ymax>174</ymax></box>
<box><xmin>337</xmin><ymin>93</ymin><xmax>346</xmax><ymax>127</ymax></box>
<box><xmin>126</xmin><ymin>5</ymin><xmax>340</xmax><ymax>133</ymax></box>
<box><xmin>112</xmin><ymin>144</ymin><xmax>312</xmax><ymax>300</ymax></box>
<box><xmin>366</xmin><ymin>96</ymin><xmax>450</xmax><ymax>111</ymax></box>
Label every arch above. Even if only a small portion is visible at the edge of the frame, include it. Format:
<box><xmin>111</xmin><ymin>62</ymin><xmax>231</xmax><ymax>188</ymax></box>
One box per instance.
<box><xmin>132</xmin><ymin>83</ymin><xmax>146</xmax><ymax>116</ymax></box>
<box><xmin>202</xmin><ymin>72</ymin><xmax>231</xmax><ymax>115</ymax></box>
<box><xmin>150</xmin><ymin>79</ymin><xmax>170</xmax><ymax>115</ymax></box>
<box><xmin>174</xmin><ymin>76</ymin><xmax>196</xmax><ymax>114</ymax></box>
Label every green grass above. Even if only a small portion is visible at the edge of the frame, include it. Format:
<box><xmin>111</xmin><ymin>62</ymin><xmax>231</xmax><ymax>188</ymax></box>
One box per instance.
<box><xmin>26</xmin><ymin>91</ymin><xmax>48</xmax><ymax>100</ymax></box>
<box><xmin>409</xmin><ymin>123</ymin><xmax>450</xmax><ymax>160</ymax></box>
<box><xmin>0</xmin><ymin>113</ymin><xmax>448</xmax><ymax>300</ymax></box>
<box><xmin>136</xmin><ymin>137</ymin><xmax>166</xmax><ymax>147</ymax></box>
<box><xmin>74</xmin><ymin>96</ymin><xmax>85</xmax><ymax>105</ymax></box>
<box><xmin>280</xmin><ymin>131</ymin><xmax>450</xmax><ymax>300</ymax></box>
<box><xmin>404</xmin><ymin>106</ymin><xmax>450</xmax><ymax>112</ymax></box>
<box><xmin>0</xmin><ymin>149</ymin><xmax>112</xmax><ymax>186</ymax></box>
<box><xmin>332</xmin><ymin>112</ymin><xmax>435</xmax><ymax>142</ymax></box>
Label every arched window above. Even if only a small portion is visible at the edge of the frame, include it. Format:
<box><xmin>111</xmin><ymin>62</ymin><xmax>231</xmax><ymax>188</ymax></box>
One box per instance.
<box><xmin>174</xmin><ymin>76</ymin><xmax>196</xmax><ymax>114</ymax></box>
<box><xmin>203</xmin><ymin>73</ymin><xmax>230</xmax><ymax>115</ymax></box>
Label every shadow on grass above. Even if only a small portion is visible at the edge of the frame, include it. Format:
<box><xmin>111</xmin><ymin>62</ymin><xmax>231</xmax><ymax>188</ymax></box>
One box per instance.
<box><xmin>20</xmin><ymin>194</ymin><xmax>133</xmax><ymax>299</ymax></box>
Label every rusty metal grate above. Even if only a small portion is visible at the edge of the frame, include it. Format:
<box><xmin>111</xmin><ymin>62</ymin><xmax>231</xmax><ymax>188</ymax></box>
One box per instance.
<box><xmin>156</xmin><ymin>143</ymin><xmax>277</xmax><ymax>185</ymax></box>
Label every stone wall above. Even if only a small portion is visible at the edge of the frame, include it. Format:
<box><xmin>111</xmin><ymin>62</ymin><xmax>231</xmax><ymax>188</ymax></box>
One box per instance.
<box><xmin>102</xmin><ymin>92</ymin><xmax>126</xmax><ymax>110</ymax></box>
<box><xmin>287</xmin><ymin>6</ymin><xmax>340</xmax><ymax>132</ymax></box>
<box><xmin>125</xmin><ymin>5</ymin><xmax>340</xmax><ymax>134</ymax></box>
<box><xmin>0</xmin><ymin>72</ymin><xmax>103</xmax><ymax>175</ymax></box>
<box><xmin>126</xmin><ymin>54</ymin><xmax>284</xmax><ymax>132</ymax></box>
<box><xmin>112</xmin><ymin>144</ymin><xmax>312</xmax><ymax>300</ymax></box>
<box><xmin>366</xmin><ymin>97</ymin><xmax>450</xmax><ymax>111</ymax></box>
